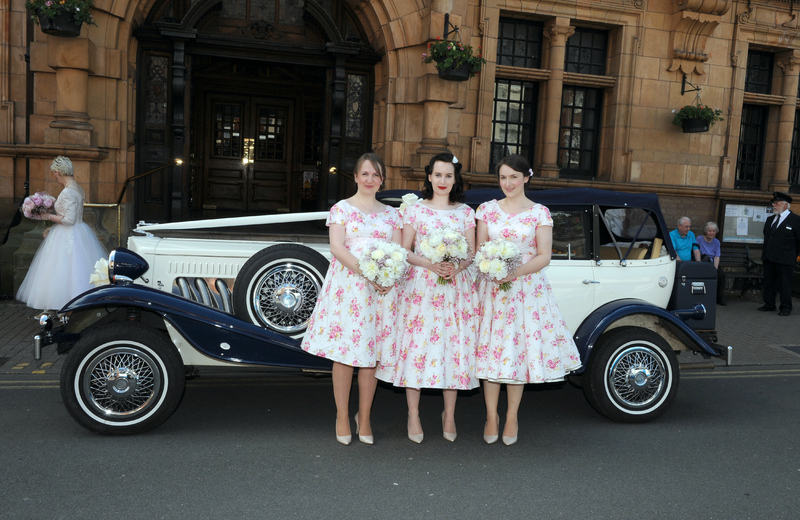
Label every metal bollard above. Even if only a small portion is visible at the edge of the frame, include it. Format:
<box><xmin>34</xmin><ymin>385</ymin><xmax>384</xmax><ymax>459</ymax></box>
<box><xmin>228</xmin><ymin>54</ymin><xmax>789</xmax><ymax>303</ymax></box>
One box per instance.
<box><xmin>34</xmin><ymin>335</ymin><xmax>42</xmax><ymax>361</ymax></box>
<box><xmin>726</xmin><ymin>345</ymin><xmax>733</xmax><ymax>366</ymax></box>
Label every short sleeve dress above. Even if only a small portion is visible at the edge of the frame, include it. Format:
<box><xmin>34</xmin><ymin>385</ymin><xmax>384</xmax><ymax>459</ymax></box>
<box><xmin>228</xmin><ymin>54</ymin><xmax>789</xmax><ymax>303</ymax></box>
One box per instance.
<box><xmin>16</xmin><ymin>181</ymin><xmax>107</xmax><ymax>310</ymax></box>
<box><xmin>376</xmin><ymin>202</ymin><xmax>479</xmax><ymax>390</ymax></box>
<box><xmin>301</xmin><ymin>199</ymin><xmax>402</xmax><ymax>367</ymax></box>
<box><xmin>475</xmin><ymin>199</ymin><xmax>581</xmax><ymax>383</ymax></box>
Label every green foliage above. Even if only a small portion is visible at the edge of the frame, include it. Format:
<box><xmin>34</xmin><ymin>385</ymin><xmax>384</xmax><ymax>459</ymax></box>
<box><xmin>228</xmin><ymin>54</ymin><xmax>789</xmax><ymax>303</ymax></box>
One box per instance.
<box><xmin>422</xmin><ymin>38</ymin><xmax>486</xmax><ymax>77</ymax></box>
<box><xmin>26</xmin><ymin>0</ymin><xmax>94</xmax><ymax>26</ymax></box>
<box><xmin>672</xmin><ymin>103</ymin><xmax>724</xmax><ymax>127</ymax></box>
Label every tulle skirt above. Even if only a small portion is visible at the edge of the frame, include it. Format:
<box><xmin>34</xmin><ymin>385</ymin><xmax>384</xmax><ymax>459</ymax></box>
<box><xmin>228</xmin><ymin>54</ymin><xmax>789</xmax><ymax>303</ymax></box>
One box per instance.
<box><xmin>16</xmin><ymin>222</ymin><xmax>107</xmax><ymax>310</ymax></box>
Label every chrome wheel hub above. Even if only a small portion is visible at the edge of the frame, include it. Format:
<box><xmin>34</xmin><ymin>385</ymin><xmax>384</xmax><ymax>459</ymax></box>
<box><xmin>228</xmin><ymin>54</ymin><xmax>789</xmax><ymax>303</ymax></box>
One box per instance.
<box><xmin>105</xmin><ymin>366</ymin><xmax>139</xmax><ymax>399</ymax></box>
<box><xmin>273</xmin><ymin>286</ymin><xmax>302</xmax><ymax>313</ymax></box>
<box><xmin>252</xmin><ymin>264</ymin><xmax>321</xmax><ymax>333</ymax></box>
<box><xmin>607</xmin><ymin>346</ymin><xmax>666</xmax><ymax>409</ymax></box>
<box><xmin>82</xmin><ymin>346</ymin><xmax>161</xmax><ymax>417</ymax></box>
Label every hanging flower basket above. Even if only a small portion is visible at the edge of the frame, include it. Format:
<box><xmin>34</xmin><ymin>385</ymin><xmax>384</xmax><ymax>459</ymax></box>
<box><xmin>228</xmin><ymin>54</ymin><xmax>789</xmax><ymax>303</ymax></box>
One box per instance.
<box><xmin>672</xmin><ymin>103</ymin><xmax>723</xmax><ymax>133</ymax></box>
<box><xmin>38</xmin><ymin>11</ymin><xmax>83</xmax><ymax>37</ymax></box>
<box><xmin>423</xmin><ymin>38</ymin><xmax>486</xmax><ymax>81</ymax></box>
<box><xmin>26</xmin><ymin>0</ymin><xmax>94</xmax><ymax>37</ymax></box>
<box><xmin>437</xmin><ymin>62</ymin><xmax>472</xmax><ymax>82</ymax></box>
<box><xmin>680</xmin><ymin>118</ymin><xmax>710</xmax><ymax>133</ymax></box>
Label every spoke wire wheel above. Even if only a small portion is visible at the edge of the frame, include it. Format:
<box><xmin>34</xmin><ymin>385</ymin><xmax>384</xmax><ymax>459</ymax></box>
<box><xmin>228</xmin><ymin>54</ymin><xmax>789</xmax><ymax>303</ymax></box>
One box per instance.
<box><xmin>584</xmin><ymin>326</ymin><xmax>678</xmax><ymax>422</ymax></box>
<box><xmin>604</xmin><ymin>344</ymin><xmax>668</xmax><ymax>411</ymax></box>
<box><xmin>74</xmin><ymin>342</ymin><xmax>169</xmax><ymax>427</ymax></box>
<box><xmin>250</xmin><ymin>263</ymin><xmax>322</xmax><ymax>334</ymax></box>
<box><xmin>233</xmin><ymin>245</ymin><xmax>329</xmax><ymax>338</ymax></box>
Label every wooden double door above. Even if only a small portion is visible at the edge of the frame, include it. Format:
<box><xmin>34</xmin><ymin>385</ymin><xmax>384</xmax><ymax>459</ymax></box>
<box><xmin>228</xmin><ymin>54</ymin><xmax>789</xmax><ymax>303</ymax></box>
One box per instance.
<box><xmin>203</xmin><ymin>95</ymin><xmax>297</xmax><ymax>213</ymax></box>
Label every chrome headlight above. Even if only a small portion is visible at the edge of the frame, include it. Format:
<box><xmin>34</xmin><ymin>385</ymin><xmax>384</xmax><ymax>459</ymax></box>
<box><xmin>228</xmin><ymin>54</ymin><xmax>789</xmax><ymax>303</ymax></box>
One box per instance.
<box><xmin>108</xmin><ymin>248</ymin><xmax>149</xmax><ymax>284</ymax></box>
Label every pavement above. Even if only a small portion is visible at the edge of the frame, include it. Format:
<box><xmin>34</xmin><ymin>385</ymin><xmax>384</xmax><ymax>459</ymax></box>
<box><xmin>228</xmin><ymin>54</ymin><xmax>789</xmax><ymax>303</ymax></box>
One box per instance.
<box><xmin>0</xmin><ymin>295</ymin><xmax>799</xmax><ymax>379</ymax></box>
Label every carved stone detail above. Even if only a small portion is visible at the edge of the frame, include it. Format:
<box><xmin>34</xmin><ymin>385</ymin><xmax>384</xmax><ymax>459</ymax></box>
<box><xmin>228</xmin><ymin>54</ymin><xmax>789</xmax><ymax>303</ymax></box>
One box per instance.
<box><xmin>668</xmin><ymin>0</ymin><xmax>731</xmax><ymax>75</ymax></box>
<box><xmin>776</xmin><ymin>50</ymin><xmax>800</xmax><ymax>75</ymax></box>
<box><xmin>677</xmin><ymin>0</ymin><xmax>730</xmax><ymax>16</ymax></box>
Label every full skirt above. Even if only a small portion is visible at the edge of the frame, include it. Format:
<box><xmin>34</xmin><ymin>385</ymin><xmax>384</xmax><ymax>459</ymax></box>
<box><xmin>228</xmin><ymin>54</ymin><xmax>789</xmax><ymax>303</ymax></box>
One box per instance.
<box><xmin>16</xmin><ymin>222</ymin><xmax>107</xmax><ymax>310</ymax></box>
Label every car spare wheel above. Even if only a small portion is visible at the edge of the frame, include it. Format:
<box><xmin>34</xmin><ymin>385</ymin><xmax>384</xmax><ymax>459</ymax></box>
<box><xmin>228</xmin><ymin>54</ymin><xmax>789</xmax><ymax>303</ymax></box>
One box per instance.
<box><xmin>232</xmin><ymin>244</ymin><xmax>328</xmax><ymax>338</ymax></box>
<box><xmin>60</xmin><ymin>323</ymin><xmax>185</xmax><ymax>434</ymax></box>
<box><xmin>583</xmin><ymin>326</ymin><xmax>679</xmax><ymax>423</ymax></box>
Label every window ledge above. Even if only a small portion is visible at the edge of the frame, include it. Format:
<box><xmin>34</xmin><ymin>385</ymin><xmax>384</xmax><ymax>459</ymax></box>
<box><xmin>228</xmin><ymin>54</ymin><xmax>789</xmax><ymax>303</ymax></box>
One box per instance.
<box><xmin>743</xmin><ymin>92</ymin><xmax>785</xmax><ymax>105</ymax></box>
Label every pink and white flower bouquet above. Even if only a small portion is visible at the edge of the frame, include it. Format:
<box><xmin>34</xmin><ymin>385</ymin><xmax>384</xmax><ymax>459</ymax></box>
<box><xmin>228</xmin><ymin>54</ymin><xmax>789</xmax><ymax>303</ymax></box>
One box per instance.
<box><xmin>21</xmin><ymin>191</ymin><xmax>55</xmax><ymax>220</ymax></box>
<box><xmin>359</xmin><ymin>241</ymin><xmax>409</xmax><ymax>289</ymax></box>
<box><xmin>419</xmin><ymin>228</ymin><xmax>469</xmax><ymax>284</ymax></box>
<box><xmin>474</xmin><ymin>239</ymin><xmax>521</xmax><ymax>291</ymax></box>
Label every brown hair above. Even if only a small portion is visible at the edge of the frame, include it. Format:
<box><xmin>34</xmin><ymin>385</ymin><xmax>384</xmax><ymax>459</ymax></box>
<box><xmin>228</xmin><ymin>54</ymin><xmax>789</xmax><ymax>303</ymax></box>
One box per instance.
<box><xmin>353</xmin><ymin>152</ymin><xmax>385</xmax><ymax>182</ymax></box>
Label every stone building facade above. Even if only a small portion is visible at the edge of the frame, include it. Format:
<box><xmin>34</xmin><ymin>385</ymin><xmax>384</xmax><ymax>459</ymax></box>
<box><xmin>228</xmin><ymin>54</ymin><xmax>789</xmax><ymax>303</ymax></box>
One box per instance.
<box><xmin>1</xmin><ymin>0</ymin><xmax>799</xmax><ymax>295</ymax></box>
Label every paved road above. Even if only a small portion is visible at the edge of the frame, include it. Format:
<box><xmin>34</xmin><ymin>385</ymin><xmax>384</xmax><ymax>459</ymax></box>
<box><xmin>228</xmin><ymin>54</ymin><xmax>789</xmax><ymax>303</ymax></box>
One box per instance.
<box><xmin>2</xmin><ymin>368</ymin><xmax>799</xmax><ymax>519</ymax></box>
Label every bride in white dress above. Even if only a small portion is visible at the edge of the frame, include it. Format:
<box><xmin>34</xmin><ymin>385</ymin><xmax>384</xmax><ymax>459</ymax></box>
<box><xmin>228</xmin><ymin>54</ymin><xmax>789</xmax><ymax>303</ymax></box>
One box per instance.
<box><xmin>16</xmin><ymin>156</ymin><xmax>107</xmax><ymax>311</ymax></box>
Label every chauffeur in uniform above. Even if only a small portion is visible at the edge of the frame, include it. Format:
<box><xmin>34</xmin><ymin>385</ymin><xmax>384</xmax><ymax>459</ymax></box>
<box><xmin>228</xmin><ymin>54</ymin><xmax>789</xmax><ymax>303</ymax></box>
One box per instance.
<box><xmin>759</xmin><ymin>192</ymin><xmax>800</xmax><ymax>316</ymax></box>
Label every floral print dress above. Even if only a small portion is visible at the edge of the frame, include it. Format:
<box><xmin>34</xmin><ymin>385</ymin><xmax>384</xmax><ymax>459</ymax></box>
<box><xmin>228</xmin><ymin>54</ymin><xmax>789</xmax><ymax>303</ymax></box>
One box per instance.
<box><xmin>375</xmin><ymin>202</ymin><xmax>479</xmax><ymax>390</ymax></box>
<box><xmin>475</xmin><ymin>199</ymin><xmax>581</xmax><ymax>383</ymax></box>
<box><xmin>301</xmin><ymin>199</ymin><xmax>402</xmax><ymax>367</ymax></box>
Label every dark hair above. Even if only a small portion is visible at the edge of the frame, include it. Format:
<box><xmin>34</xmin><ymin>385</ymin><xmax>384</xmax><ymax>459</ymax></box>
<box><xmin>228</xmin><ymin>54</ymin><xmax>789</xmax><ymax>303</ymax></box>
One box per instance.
<box><xmin>496</xmin><ymin>154</ymin><xmax>533</xmax><ymax>179</ymax></box>
<box><xmin>421</xmin><ymin>152</ymin><xmax>464</xmax><ymax>202</ymax></box>
<box><xmin>353</xmin><ymin>152</ymin><xmax>386</xmax><ymax>183</ymax></box>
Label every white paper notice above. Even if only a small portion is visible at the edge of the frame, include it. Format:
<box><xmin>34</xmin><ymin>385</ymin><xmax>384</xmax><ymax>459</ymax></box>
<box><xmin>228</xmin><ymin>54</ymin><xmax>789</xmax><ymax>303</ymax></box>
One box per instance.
<box><xmin>726</xmin><ymin>205</ymin><xmax>743</xmax><ymax>217</ymax></box>
<box><xmin>736</xmin><ymin>216</ymin><xmax>748</xmax><ymax>235</ymax></box>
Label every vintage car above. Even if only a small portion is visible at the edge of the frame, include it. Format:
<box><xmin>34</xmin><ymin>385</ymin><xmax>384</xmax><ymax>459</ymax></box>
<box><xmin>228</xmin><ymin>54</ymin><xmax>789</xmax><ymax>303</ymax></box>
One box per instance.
<box><xmin>35</xmin><ymin>188</ymin><xmax>730</xmax><ymax>434</ymax></box>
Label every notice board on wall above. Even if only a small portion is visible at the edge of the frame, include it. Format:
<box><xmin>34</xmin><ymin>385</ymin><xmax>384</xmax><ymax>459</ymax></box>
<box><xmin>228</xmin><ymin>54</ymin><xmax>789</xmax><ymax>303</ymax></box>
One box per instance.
<box><xmin>721</xmin><ymin>203</ymin><xmax>772</xmax><ymax>244</ymax></box>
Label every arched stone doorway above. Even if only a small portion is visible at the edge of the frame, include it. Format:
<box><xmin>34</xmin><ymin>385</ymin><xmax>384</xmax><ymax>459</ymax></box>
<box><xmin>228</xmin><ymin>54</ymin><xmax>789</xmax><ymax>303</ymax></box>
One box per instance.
<box><xmin>134</xmin><ymin>0</ymin><xmax>379</xmax><ymax>221</ymax></box>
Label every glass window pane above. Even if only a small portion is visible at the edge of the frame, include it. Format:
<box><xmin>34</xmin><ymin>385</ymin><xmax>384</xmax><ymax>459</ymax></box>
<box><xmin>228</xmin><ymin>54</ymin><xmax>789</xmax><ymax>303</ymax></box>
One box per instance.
<box><xmin>491</xmin><ymin>79</ymin><xmax>538</xmax><ymax>172</ymax></box>
<box><xmin>496</xmin><ymin>18</ymin><xmax>543</xmax><ymax>69</ymax></box>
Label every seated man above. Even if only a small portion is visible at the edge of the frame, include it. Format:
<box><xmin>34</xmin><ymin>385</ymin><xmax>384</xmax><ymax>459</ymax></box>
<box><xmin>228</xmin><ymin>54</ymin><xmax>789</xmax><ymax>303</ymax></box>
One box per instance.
<box><xmin>669</xmin><ymin>216</ymin><xmax>700</xmax><ymax>262</ymax></box>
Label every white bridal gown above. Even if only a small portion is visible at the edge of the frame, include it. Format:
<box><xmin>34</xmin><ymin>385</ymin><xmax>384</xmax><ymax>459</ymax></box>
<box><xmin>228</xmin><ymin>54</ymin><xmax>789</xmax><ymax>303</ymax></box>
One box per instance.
<box><xmin>16</xmin><ymin>181</ymin><xmax>107</xmax><ymax>310</ymax></box>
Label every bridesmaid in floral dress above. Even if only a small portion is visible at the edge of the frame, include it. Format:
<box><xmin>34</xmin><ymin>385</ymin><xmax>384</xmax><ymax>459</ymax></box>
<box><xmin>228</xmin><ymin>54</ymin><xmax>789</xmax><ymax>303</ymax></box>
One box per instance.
<box><xmin>475</xmin><ymin>154</ymin><xmax>581</xmax><ymax>445</ymax></box>
<box><xmin>301</xmin><ymin>153</ymin><xmax>402</xmax><ymax>445</ymax></box>
<box><xmin>376</xmin><ymin>152</ymin><xmax>477</xmax><ymax>443</ymax></box>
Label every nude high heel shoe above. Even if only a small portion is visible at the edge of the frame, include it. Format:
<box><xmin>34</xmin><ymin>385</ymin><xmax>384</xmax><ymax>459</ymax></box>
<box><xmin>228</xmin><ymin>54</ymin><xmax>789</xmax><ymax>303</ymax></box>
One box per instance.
<box><xmin>483</xmin><ymin>416</ymin><xmax>499</xmax><ymax>445</ymax></box>
<box><xmin>407</xmin><ymin>415</ymin><xmax>424</xmax><ymax>444</ymax></box>
<box><xmin>336</xmin><ymin>422</ymin><xmax>352</xmax><ymax>446</ymax></box>
<box><xmin>441</xmin><ymin>412</ymin><xmax>457</xmax><ymax>442</ymax></box>
<box><xmin>502</xmin><ymin>418</ymin><xmax>518</xmax><ymax>446</ymax></box>
<box><xmin>354</xmin><ymin>414</ymin><xmax>374</xmax><ymax>445</ymax></box>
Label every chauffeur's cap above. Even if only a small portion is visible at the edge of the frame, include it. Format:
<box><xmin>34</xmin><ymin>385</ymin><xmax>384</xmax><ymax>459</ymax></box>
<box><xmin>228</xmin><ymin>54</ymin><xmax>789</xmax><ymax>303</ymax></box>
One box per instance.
<box><xmin>771</xmin><ymin>191</ymin><xmax>792</xmax><ymax>203</ymax></box>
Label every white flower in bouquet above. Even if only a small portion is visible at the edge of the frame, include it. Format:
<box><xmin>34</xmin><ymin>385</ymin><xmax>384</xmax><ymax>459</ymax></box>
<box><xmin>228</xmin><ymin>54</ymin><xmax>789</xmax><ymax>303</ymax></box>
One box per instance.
<box><xmin>474</xmin><ymin>239</ymin><xmax>521</xmax><ymax>291</ymax></box>
<box><xmin>89</xmin><ymin>257</ymin><xmax>110</xmax><ymax>287</ymax></box>
<box><xmin>398</xmin><ymin>193</ymin><xmax>420</xmax><ymax>215</ymax></box>
<box><xmin>359</xmin><ymin>241</ymin><xmax>409</xmax><ymax>290</ymax></box>
<box><xmin>419</xmin><ymin>228</ymin><xmax>470</xmax><ymax>284</ymax></box>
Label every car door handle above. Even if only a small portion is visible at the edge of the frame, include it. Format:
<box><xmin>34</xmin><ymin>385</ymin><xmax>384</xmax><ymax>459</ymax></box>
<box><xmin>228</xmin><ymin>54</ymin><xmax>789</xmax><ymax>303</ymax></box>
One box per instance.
<box><xmin>582</xmin><ymin>279</ymin><xmax>600</xmax><ymax>284</ymax></box>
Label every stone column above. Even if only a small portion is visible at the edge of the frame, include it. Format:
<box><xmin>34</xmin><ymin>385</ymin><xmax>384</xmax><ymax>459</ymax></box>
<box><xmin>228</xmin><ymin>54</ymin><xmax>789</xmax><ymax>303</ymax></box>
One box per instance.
<box><xmin>44</xmin><ymin>37</ymin><xmax>94</xmax><ymax>146</ymax></box>
<box><xmin>771</xmin><ymin>50</ymin><xmax>800</xmax><ymax>192</ymax></box>
<box><xmin>539</xmin><ymin>18</ymin><xmax>574</xmax><ymax>178</ymax></box>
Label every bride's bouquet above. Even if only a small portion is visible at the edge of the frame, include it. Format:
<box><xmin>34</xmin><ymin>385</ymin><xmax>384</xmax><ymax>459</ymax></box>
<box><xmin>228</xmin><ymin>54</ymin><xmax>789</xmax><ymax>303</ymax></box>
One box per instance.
<box><xmin>419</xmin><ymin>228</ymin><xmax>469</xmax><ymax>284</ymax></box>
<box><xmin>359</xmin><ymin>241</ymin><xmax>409</xmax><ymax>289</ymax></box>
<box><xmin>474</xmin><ymin>239</ymin><xmax>521</xmax><ymax>291</ymax></box>
<box><xmin>21</xmin><ymin>191</ymin><xmax>55</xmax><ymax>220</ymax></box>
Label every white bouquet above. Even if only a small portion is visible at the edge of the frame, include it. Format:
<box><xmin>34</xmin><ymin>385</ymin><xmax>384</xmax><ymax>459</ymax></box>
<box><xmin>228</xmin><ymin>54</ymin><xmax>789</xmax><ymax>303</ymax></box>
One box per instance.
<box><xmin>359</xmin><ymin>241</ymin><xmax>409</xmax><ymax>289</ymax></box>
<box><xmin>398</xmin><ymin>193</ymin><xmax>420</xmax><ymax>215</ymax></box>
<box><xmin>474</xmin><ymin>239</ymin><xmax>521</xmax><ymax>291</ymax></box>
<box><xmin>88</xmin><ymin>257</ymin><xmax>110</xmax><ymax>287</ymax></box>
<box><xmin>418</xmin><ymin>228</ymin><xmax>470</xmax><ymax>284</ymax></box>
